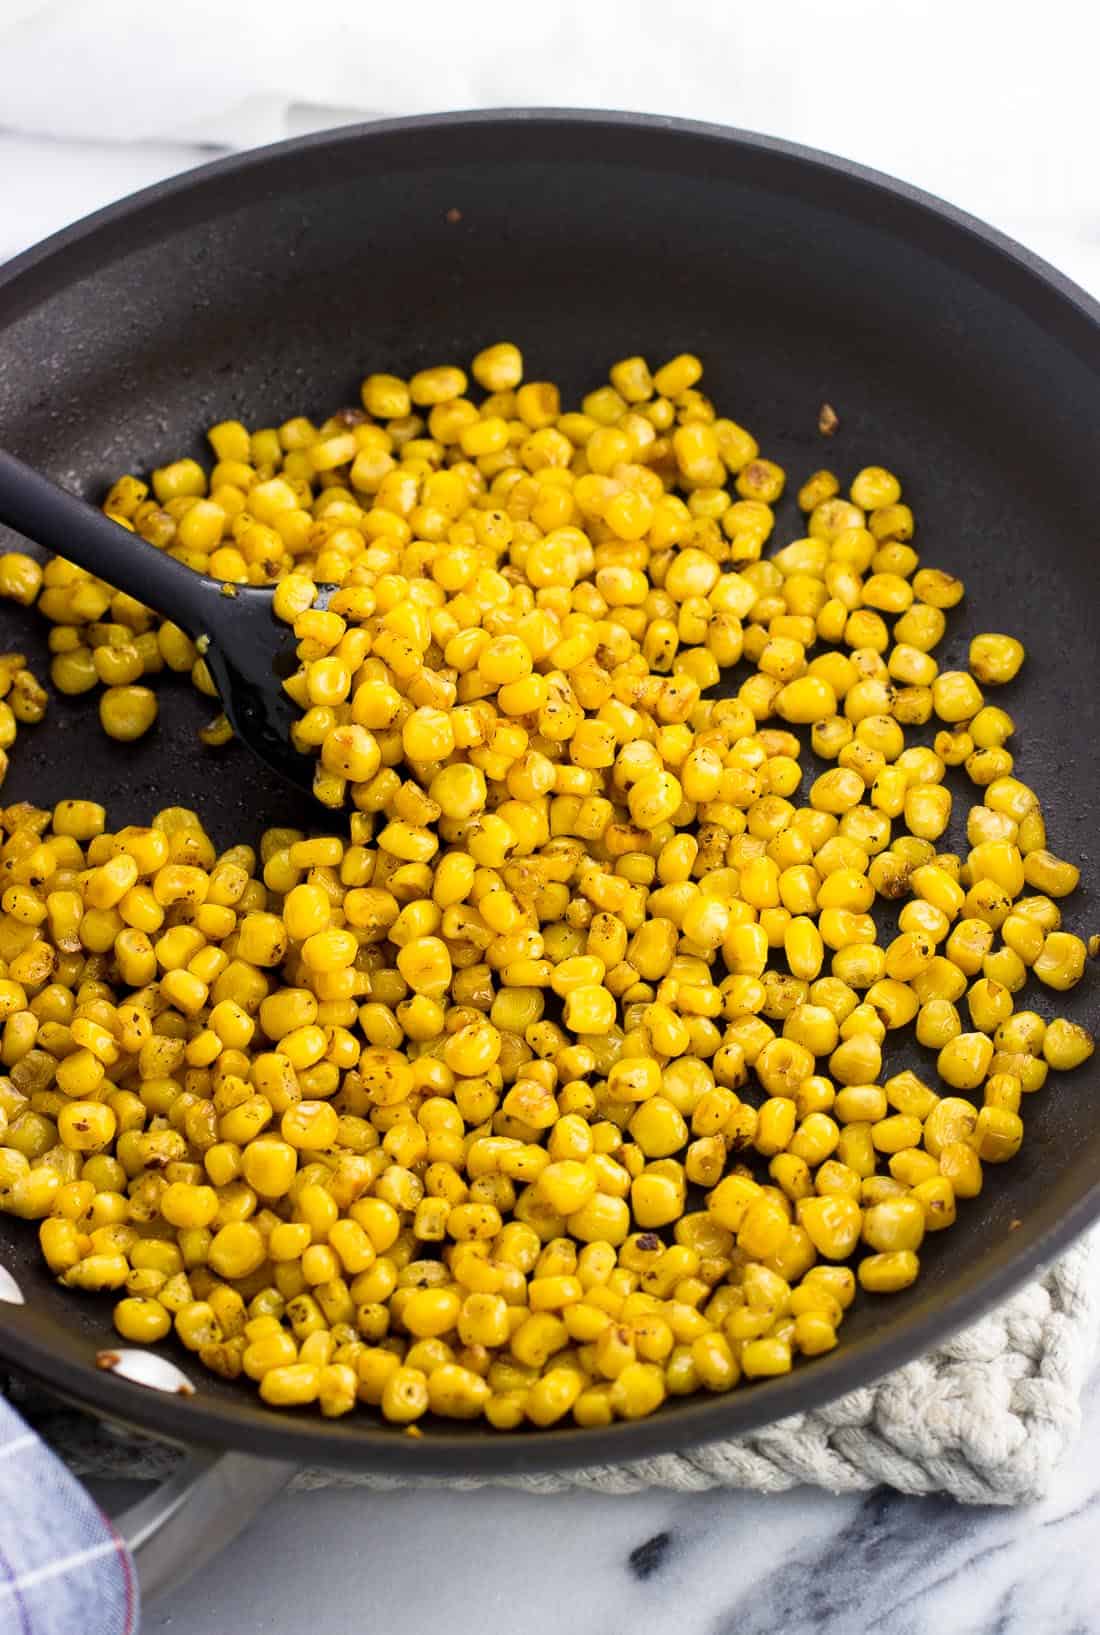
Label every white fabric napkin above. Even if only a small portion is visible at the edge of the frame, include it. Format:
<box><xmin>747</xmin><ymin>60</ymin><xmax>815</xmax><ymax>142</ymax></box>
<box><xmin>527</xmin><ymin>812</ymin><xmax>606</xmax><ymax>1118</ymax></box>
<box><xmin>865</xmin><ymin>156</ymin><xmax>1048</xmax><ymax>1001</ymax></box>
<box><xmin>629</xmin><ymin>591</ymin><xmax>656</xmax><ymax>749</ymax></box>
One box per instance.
<box><xmin>2</xmin><ymin>0</ymin><xmax>1099</xmax><ymax>291</ymax></box>
<box><xmin>1</xmin><ymin>0</ymin><xmax>1098</xmax><ymax>227</ymax></box>
<box><xmin>0</xmin><ymin>1393</ymin><xmax>137</xmax><ymax>1635</ymax></box>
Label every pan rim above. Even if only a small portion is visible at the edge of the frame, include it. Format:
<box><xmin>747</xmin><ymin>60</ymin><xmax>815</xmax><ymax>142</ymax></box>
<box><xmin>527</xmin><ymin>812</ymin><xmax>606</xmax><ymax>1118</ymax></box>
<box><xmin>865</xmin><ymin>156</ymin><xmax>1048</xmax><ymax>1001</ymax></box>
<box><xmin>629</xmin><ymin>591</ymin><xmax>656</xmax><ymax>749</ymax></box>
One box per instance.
<box><xmin>3</xmin><ymin>106</ymin><xmax>1100</xmax><ymax>340</ymax></box>
<box><xmin>1</xmin><ymin>106</ymin><xmax>1098</xmax><ymax>1475</ymax></box>
<box><xmin>2</xmin><ymin>1185</ymin><xmax>1097</xmax><ymax>1474</ymax></box>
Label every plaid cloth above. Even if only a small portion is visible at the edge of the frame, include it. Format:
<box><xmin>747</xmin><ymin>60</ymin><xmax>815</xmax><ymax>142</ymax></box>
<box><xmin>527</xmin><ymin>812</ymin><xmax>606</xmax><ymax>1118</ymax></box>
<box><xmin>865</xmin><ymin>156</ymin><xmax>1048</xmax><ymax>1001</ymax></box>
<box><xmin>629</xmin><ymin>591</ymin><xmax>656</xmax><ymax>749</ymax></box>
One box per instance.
<box><xmin>0</xmin><ymin>1395</ymin><xmax>136</xmax><ymax>1635</ymax></box>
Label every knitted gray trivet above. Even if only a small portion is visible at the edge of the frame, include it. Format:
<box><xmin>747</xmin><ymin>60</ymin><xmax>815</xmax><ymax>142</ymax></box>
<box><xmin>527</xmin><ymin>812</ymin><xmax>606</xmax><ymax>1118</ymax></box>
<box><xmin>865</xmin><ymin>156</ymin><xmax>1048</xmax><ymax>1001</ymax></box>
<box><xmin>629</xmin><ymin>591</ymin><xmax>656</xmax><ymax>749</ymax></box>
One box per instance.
<box><xmin>11</xmin><ymin>1230</ymin><xmax>1096</xmax><ymax>1507</ymax></box>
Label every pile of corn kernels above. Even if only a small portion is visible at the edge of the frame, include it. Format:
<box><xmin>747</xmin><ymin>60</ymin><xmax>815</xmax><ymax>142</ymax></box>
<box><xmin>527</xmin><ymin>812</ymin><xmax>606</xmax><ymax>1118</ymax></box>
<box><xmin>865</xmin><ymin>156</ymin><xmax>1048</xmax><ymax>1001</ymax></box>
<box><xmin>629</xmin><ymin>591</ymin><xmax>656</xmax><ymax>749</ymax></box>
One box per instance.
<box><xmin>0</xmin><ymin>344</ymin><xmax>1093</xmax><ymax>1431</ymax></box>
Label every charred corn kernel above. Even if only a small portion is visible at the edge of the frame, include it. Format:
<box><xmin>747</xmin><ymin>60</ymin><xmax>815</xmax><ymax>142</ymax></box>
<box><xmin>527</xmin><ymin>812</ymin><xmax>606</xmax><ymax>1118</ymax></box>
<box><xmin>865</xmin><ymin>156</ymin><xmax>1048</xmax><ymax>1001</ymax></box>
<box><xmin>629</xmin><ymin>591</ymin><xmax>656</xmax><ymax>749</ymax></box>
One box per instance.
<box><xmin>208</xmin><ymin>1221</ymin><xmax>266</xmax><ymax>1279</ymax></box>
<box><xmin>740</xmin><ymin>1338</ymin><xmax>792</xmax><ymax>1377</ymax></box>
<box><xmin>834</xmin><ymin>1123</ymin><xmax>876</xmax><ymax>1178</ymax></box>
<box><xmin>57</xmin><ymin>1101</ymin><xmax>116</xmax><ymax>1153</ymax></box>
<box><xmin>973</xmin><ymin>1106</ymin><xmax>1024</xmax><ymax>1162</ymax></box>
<box><xmin>1023</xmin><ymin>850</ymin><xmax>1080</xmax><ymax>897</ymax></box>
<box><xmin>938</xmin><ymin>1142</ymin><xmax>983</xmax><ymax>1199</ymax></box>
<box><xmin>422</xmin><ymin>1362</ymin><xmax>489</xmax><ymax>1421</ymax></box>
<box><xmin>858</xmin><ymin>1251</ymin><xmax>919</xmax><ymax>1293</ymax></box>
<box><xmin>936</xmin><ymin>1032</ymin><xmax>994</xmax><ymax>1090</ymax></box>
<box><xmin>969</xmin><ymin>839</ymin><xmax>1025</xmax><ymax>897</ymax></box>
<box><xmin>968</xmin><ymin>705</ymin><xmax>1014</xmax><ymax>750</ymax></box>
<box><xmin>909</xmin><ymin>1175</ymin><xmax>955</xmax><ymax>1232</ymax></box>
<box><xmin>609</xmin><ymin>1360</ymin><xmax>666</xmax><ymax>1418</ymax></box>
<box><xmin>4</xmin><ymin>1164</ymin><xmax>62</xmax><ymax>1220</ymax></box>
<box><xmin>753</xmin><ymin>1097</ymin><xmax>798</xmax><ymax>1156</ymax></box>
<box><xmin>965</xmin><ymin>978</ymin><xmax>1012</xmax><ymax>1034</ymax></box>
<box><xmin>904</xmin><ymin>785</ymin><xmax>951</xmax><ymax>841</ymax></box>
<box><xmin>99</xmin><ymin>686</ymin><xmax>158</xmax><ymax>740</ymax></box>
<box><xmin>61</xmin><ymin>1253</ymin><xmax>130</xmax><ymax>1292</ymax></box>
<box><xmin>408</xmin><ymin>365</ymin><xmax>466</xmax><ymax>406</ymax></box>
<box><xmin>969</xmin><ymin>633</ymin><xmax>1025</xmax><ymax>685</ymax></box>
<box><xmin>259</xmin><ymin>1363</ymin><xmax>320</xmax><ymax>1408</ymax></box>
<box><xmin>798</xmin><ymin>1194</ymin><xmax>861</xmax><ymax>1259</ymax></box>
<box><xmin>1033</xmin><ymin>932</ymin><xmax>1087</xmax><ymax>991</ymax></box>
<box><xmin>510</xmin><ymin>1312</ymin><xmax>569</xmax><ymax>1370</ymax></box>
<box><xmin>930</xmin><ymin>671</ymin><xmax>983</xmax><ymax>724</ymax></box>
<box><xmin>908</xmin><ymin>994</ymin><xmax>961</xmax><ymax>1046</ymax></box>
<box><xmin>469</xmin><ymin>342</ymin><xmax>524</xmax><ymax>394</ymax></box>
<box><xmin>402</xmin><ymin>1287</ymin><xmax>461</xmax><ymax>1338</ymax></box>
<box><xmin>158</xmin><ymin>1181</ymin><xmax>220</xmax><ymax>1230</ymax></box>
<box><xmin>114</xmin><ymin>1296</ymin><xmax>172</xmax><ymax>1343</ymax></box>
<box><xmin>849</xmin><ymin>467</ymin><xmax>901</xmax><ymax>509</ymax></box>
<box><xmin>564</xmin><ymin>985</ymin><xmax>616</xmax><ymax>1034</ymax></box>
<box><xmin>1043</xmin><ymin>1019</ymin><xmax>1095</xmax><ymax>1071</ymax></box>
<box><xmin>888</xmin><ymin>1148</ymin><xmax>939</xmax><ymax>1188</ymax></box>
<box><xmin>921</xmin><ymin>1096</ymin><xmax>978</xmax><ymax>1157</ymax></box>
<box><xmin>0</xmin><ymin>553</ymin><xmax>44</xmax><ymax>606</ymax></box>
<box><xmin>690</xmin><ymin>1332</ymin><xmax>739</xmax><ymax>1392</ymax></box>
<box><xmin>862</xmin><ymin>1196</ymin><xmax>925</xmax><ymax>1253</ymax></box>
<box><xmin>793</xmin><ymin>1312</ymin><xmax>837</xmax><ymax>1355</ymax></box>
<box><xmin>775</xmin><ymin>676</ymin><xmax>837</xmax><ymax>724</ymax></box>
<box><xmin>39</xmin><ymin>1216</ymin><xmax>82</xmax><ymax>1273</ymax></box>
<box><xmin>631</xmin><ymin>1162</ymin><xmax>686</xmax><ymax>1229</ymax></box>
<box><xmin>984</xmin><ymin>1072</ymin><xmax>1023</xmax><ymax>1115</ymax></box>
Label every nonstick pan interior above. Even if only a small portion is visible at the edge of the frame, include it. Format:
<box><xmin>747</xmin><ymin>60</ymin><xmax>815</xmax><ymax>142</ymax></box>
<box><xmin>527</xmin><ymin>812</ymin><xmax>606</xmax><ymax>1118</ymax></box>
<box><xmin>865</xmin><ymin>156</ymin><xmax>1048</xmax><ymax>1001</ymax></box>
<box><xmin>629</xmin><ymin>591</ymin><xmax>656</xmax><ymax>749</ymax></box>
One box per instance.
<box><xmin>0</xmin><ymin>112</ymin><xmax>1096</xmax><ymax>1475</ymax></box>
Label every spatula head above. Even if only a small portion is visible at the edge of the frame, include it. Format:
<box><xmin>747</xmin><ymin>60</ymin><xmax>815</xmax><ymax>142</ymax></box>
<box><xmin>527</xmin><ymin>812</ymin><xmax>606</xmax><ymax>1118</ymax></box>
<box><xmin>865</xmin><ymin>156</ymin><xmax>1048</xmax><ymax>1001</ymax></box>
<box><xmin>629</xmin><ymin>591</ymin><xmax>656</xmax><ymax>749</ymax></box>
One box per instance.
<box><xmin>200</xmin><ymin>584</ymin><xmax>330</xmax><ymax>796</ymax></box>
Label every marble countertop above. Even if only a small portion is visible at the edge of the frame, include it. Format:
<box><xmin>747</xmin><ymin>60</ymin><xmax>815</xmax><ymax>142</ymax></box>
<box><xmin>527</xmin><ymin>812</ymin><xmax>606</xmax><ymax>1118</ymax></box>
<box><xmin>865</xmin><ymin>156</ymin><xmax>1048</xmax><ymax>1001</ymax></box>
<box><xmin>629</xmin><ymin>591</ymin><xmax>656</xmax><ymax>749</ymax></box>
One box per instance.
<box><xmin>6</xmin><ymin>120</ymin><xmax>1099</xmax><ymax>1634</ymax></box>
<box><xmin>90</xmin><ymin>1364</ymin><xmax>1100</xmax><ymax>1635</ymax></box>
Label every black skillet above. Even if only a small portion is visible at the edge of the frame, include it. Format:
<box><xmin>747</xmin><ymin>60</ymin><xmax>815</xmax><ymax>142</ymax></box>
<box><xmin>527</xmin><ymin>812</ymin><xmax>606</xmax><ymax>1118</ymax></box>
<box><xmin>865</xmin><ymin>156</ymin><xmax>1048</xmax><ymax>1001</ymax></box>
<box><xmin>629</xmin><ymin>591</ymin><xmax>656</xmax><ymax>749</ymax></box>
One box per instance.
<box><xmin>0</xmin><ymin>110</ymin><xmax>1097</xmax><ymax>1598</ymax></box>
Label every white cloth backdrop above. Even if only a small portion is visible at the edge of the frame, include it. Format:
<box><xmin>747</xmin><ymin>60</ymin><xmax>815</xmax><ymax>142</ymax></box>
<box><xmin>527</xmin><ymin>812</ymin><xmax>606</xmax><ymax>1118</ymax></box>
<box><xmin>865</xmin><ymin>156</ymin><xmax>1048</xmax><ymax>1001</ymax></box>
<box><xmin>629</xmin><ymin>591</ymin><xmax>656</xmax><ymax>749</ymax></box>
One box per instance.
<box><xmin>1</xmin><ymin>0</ymin><xmax>1099</xmax><ymax>291</ymax></box>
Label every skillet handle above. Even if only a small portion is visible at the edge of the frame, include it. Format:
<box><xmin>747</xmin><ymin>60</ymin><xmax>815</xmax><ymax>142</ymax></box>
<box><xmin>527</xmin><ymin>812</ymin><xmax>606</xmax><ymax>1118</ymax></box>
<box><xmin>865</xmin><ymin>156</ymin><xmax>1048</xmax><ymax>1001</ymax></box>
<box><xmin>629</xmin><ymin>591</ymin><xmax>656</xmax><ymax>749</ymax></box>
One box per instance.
<box><xmin>114</xmin><ymin>1449</ymin><xmax>298</xmax><ymax>1604</ymax></box>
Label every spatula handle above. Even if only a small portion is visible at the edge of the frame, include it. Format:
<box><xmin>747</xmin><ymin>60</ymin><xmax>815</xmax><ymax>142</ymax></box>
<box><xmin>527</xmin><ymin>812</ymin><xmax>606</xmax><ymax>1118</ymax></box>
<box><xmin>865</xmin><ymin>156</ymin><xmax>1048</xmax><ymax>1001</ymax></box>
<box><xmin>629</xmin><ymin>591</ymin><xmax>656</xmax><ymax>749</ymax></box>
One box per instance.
<box><xmin>0</xmin><ymin>449</ymin><xmax>216</xmax><ymax>637</ymax></box>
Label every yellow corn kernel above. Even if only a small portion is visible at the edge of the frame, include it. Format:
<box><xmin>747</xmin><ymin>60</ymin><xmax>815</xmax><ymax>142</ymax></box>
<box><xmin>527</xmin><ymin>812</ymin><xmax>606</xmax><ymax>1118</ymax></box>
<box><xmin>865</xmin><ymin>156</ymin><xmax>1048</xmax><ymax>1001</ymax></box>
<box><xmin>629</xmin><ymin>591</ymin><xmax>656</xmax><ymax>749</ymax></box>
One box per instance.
<box><xmin>1043</xmin><ymin>1019</ymin><xmax>1094</xmax><ymax>1071</ymax></box>
<box><xmin>858</xmin><ymin>1251</ymin><xmax>919</xmax><ymax>1293</ymax></box>
<box><xmin>968</xmin><ymin>633</ymin><xmax>1025</xmax><ymax>686</ymax></box>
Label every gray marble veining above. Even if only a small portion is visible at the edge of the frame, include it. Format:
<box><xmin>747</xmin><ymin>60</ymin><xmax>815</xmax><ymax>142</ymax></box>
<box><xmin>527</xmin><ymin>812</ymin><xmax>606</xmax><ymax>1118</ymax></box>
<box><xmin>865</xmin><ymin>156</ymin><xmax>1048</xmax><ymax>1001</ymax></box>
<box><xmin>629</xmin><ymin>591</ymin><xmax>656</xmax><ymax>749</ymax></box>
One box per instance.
<box><xmin>82</xmin><ymin>1367</ymin><xmax>1100</xmax><ymax>1634</ymax></box>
